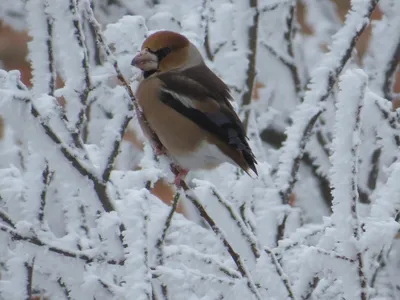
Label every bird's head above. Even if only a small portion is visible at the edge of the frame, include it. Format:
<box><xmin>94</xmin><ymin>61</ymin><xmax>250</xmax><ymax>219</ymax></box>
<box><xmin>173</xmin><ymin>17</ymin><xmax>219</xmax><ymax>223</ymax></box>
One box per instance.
<box><xmin>132</xmin><ymin>31</ymin><xmax>203</xmax><ymax>77</ymax></box>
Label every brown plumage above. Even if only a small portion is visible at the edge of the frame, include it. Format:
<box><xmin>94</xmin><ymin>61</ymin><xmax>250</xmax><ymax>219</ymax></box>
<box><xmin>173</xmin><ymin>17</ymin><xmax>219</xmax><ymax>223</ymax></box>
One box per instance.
<box><xmin>132</xmin><ymin>30</ymin><xmax>257</xmax><ymax>185</ymax></box>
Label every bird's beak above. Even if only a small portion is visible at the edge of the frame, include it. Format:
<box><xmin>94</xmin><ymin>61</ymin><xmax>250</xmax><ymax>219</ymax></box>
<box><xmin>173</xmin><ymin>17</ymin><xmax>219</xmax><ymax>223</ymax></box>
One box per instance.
<box><xmin>131</xmin><ymin>49</ymin><xmax>158</xmax><ymax>71</ymax></box>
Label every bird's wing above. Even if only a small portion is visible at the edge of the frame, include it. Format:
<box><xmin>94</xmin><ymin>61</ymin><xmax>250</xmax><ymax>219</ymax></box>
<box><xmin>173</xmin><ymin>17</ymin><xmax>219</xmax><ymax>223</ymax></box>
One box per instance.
<box><xmin>156</xmin><ymin>64</ymin><xmax>257</xmax><ymax>174</ymax></box>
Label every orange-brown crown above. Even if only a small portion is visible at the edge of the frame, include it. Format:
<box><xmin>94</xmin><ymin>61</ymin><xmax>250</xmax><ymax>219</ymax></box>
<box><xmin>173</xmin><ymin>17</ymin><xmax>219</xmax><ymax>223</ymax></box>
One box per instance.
<box><xmin>141</xmin><ymin>31</ymin><xmax>190</xmax><ymax>72</ymax></box>
<box><xmin>142</xmin><ymin>31</ymin><xmax>189</xmax><ymax>52</ymax></box>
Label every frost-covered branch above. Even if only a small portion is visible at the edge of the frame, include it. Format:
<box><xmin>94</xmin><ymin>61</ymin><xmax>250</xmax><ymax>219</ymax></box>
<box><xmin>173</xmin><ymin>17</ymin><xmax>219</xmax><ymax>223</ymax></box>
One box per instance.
<box><xmin>241</xmin><ymin>0</ymin><xmax>259</xmax><ymax>130</ymax></box>
<box><xmin>181</xmin><ymin>182</ymin><xmax>262</xmax><ymax>300</ymax></box>
<box><xmin>330</xmin><ymin>69</ymin><xmax>368</xmax><ymax>300</ymax></box>
<box><xmin>275</xmin><ymin>0</ymin><xmax>379</xmax><ymax>205</ymax></box>
<box><xmin>68</xmin><ymin>0</ymin><xmax>92</xmax><ymax>141</ymax></box>
<box><xmin>0</xmin><ymin>223</ymin><xmax>123</xmax><ymax>265</ymax></box>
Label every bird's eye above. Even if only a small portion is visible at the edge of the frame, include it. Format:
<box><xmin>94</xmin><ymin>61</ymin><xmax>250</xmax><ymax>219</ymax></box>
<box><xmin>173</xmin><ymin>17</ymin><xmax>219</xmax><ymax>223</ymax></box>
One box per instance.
<box><xmin>155</xmin><ymin>47</ymin><xmax>172</xmax><ymax>61</ymax></box>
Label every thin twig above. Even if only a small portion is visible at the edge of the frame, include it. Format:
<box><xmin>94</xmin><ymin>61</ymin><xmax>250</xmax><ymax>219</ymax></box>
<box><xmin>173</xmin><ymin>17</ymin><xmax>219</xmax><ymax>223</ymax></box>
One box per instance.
<box><xmin>283</xmin><ymin>1</ymin><xmax>301</xmax><ymax>95</ymax></box>
<box><xmin>44</xmin><ymin>0</ymin><xmax>56</xmax><ymax>96</ymax></box>
<box><xmin>275</xmin><ymin>0</ymin><xmax>379</xmax><ymax>208</ymax></box>
<box><xmin>242</xmin><ymin>0</ymin><xmax>259</xmax><ymax>131</ymax></box>
<box><xmin>179</xmin><ymin>181</ymin><xmax>262</xmax><ymax>300</ymax></box>
<box><xmin>0</xmin><ymin>208</ymin><xmax>16</xmax><ymax>228</ymax></box>
<box><xmin>209</xmin><ymin>187</ymin><xmax>260</xmax><ymax>259</ymax></box>
<box><xmin>38</xmin><ymin>161</ymin><xmax>52</xmax><ymax>226</ymax></box>
<box><xmin>264</xmin><ymin>248</ymin><xmax>296</xmax><ymax>300</ymax></box>
<box><xmin>25</xmin><ymin>258</ymin><xmax>34</xmax><ymax>300</ymax></box>
<box><xmin>165</xmin><ymin>245</ymin><xmax>241</xmax><ymax>279</ymax></box>
<box><xmin>57</xmin><ymin>277</ymin><xmax>72</xmax><ymax>300</ymax></box>
<box><xmin>0</xmin><ymin>223</ymin><xmax>124</xmax><ymax>265</ymax></box>
<box><xmin>382</xmin><ymin>40</ymin><xmax>400</xmax><ymax>101</ymax></box>
<box><xmin>69</xmin><ymin>0</ymin><xmax>93</xmax><ymax>139</ymax></box>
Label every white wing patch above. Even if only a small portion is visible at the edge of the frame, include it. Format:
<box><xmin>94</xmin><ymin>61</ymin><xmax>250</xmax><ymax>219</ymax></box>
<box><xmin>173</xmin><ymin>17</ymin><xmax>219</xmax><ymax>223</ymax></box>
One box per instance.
<box><xmin>161</xmin><ymin>88</ymin><xmax>197</xmax><ymax>108</ymax></box>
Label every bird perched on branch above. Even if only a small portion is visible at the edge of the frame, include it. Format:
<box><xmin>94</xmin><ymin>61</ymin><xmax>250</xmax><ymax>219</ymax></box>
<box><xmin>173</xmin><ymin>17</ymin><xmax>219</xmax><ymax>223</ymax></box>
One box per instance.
<box><xmin>132</xmin><ymin>30</ymin><xmax>257</xmax><ymax>186</ymax></box>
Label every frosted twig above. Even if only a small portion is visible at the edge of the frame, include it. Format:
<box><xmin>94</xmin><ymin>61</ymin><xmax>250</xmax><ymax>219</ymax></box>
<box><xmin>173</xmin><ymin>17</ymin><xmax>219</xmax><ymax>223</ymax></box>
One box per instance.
<box><xmin>275</xmin><ymin>223</ymin><xmax>327</xmax><ymax>254</ymax></box>
<box><xmin>311</xmin><ymin>247</ymin><xmax>355</xmax><ymax>263</ymax></box>
<box><xmin>375</xmin><ymin>98</ymin><xmax>400</xmax><ymax>146</ymax></box>
<box><xmin>283</xmin><ymin>1</ymin><xmax>301</xmax><ymax>95</ymax></box>
<box><xmin>156</xmin><ymin>192</ymin><xmax>180</xmax><ymax>265</ymax></box>
<box><xmin>275</xmin><ymin>109</ymin><xmax>322</xmax><ymax>243</ymax></box>
<box><xmin>82</xmin><ymin>1</ymin><xmax>145</xmax><ymax>183</ymax></box>
<box><xmin>38</xmin><ymin>161</ymin><xmax>52</xmax><ymax>226</ymax></box>
<box><xmin>69</xmin><ymin>0</ymin><xmax>92</xmax><ymax>141</ymax></box>
<box><xmin>0</xmin><ymin>208</ymin><xmax>16</xmax><ymax>228</ymax></box>
<box><xmin>165</xmin><ymin>245</ymin><xmax>241</xmax><ymax>279</ymax></box>
<box><xmin>25</xmin><ymin>259</ymin><xmax>34</xmax><ymax>300</ymax></box>
<box><xmin>57</xmin><ymin>277</ymin><xmax>72</xmax><ymax>300</ymax></box>
<box><xmin>0</xmin><ymin>223</ymin><xmax>124</xmax><ymax>265</ymax></box>
<box><xmin>275</xmin><ymin>0</ymin><xmax>379</xmax><ymax>206</ymax></box>
<box><xmin>152</xmin><ymin>265</ymin><xmax>237</xmax><ymax>287</ymax></box>
<box><xmin>241</xmin><ymin>0</ymin><xmax>259</xmax><ymax>131</ymax></box>
<box><xmin>382</xmin><ymin>40</ymin><xmax>400</xmax><ymax>101</ymax></box>
<box><xmin>260</xmin><ymin>41</ymin><xmax>295</xmax><ymax>70</ymax></box>
<box><xmin>180</xmin><ymin>181</ymin><xmax>262</xmax><ymax>300</ymax></box>
<box><xmin>101</xmin><ymin>106</ymin><xmax>133</xmax><ymax>182</ymax></box>
<box><xmin>201</xmin><ymin>0</ymin><xmax>214</xmax><ymax>61</ymax></box>
<box><xmin>264</xmin><ymin>248</ymin><xmax>296</xmax><ymax>300</ymax></box>
<box><xmin>153</xmin><ymin>192</ymin><xmax>181</xmax><ymax>299</ymax></box>
<box><xmin>209</xmin><ymin>186</ymin><xmax>260</xmax><ymax>259</ymax></box>
<box><xmin>44</xmin><ymin>1</ymin><xmax>56</xmax><ymax>96</ymax></box>
<box><xmin>98</xmin><ymin>278</ymin><xmax>116</xmax><ymax>297</ymax></box>
<box><xmin>330</xmin><ymin>69</ymin><xmax>368</xmax><ymax>300</ymax></box>
<box><xmin>27</xmin><ymin>99</ymin><xmax>119</xmax><ymax>214</ymax></box>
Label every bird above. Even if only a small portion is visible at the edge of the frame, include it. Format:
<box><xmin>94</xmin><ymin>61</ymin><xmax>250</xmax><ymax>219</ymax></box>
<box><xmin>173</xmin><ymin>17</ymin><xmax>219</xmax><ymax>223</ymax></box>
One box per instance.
<box><xmin>131</xmin><ymin>30</ymin><xmax>257</xmax><ymax>186</ymax></box>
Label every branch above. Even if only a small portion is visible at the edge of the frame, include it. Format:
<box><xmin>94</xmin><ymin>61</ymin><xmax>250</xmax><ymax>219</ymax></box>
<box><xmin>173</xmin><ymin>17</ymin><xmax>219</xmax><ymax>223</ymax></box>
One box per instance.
<box><xmin>283</xmin><ymin>2</ymin><xmax>301</xmax><ymax>95</ymax></box>
<box><xmin>180</xmin><ymin>181</ymin><xmax>262</xmax><ymax>300</ymax></box>
<box><xmin>101</xmin><ymin>108</ymin><xmax>133</xmax><ymax>182</ymax></box>
<box><xmin>27</xmin><ymin>100</ymin><xmax>118</xmax><ymax>214</ymax></box>
<box><xmin>382</xmin><ymin>39</ymin><xmax>400</xmax><ymax>101</ymax></box>
<box><xmin>201</xmin><ymin>0</ymin><xmax>214</xmax><ymax>61</ymax></box>
<box><xmin>208</xmin><ymin>186</ymin><xmax>260</xmax><ymax>259</ymax></box>
<box><xmin>25</xmin><ymin>259</ymin><xmax>34</xmax><ymax>300</ymax></box>
<box><xmin>330</xmin><ymin>69</ymin><xmax>368</xmax><ymax>300</ymax></box>
<box><xmin>57</xmin><ymin>277</ymin><xmax>72</xmax><ymax>300</ymax></box>
<box><xmin>38</xmin><ymin>161</ymin><xmax>52</xmax><ymax>226</ymax></box>
<box><xmin>0</xmin><ymin>208</ymin><xmax>16</xmax><ymax>229</ymax></box>
<box><xmin>375</xmin><ymin>98</ymin><xmax>400</xmax><ymax>147</ymax></box>
<box><xmin>242</xmin><ymin>0</ymin><xmax>259</xmax><ymax>131</ymax></box>
<box><xmin>0</xmin><ymin>223</ymin><xmax>124</xmax><ymax>265</ymax></box>
<box><xmin>264</xmin><ymin>248</ymin><xmax>296</xmax><ymax>300</ymax></box>
<box><xmin>275</xmin><ymin>0</ymin><xmax>379</xmax><ymax>207</ymax></box>
<box><xmin>69</xmin><ymin>0</ymin><xmax>93</xmax><ymax>139</ymax></box>
<box><xmin>165</xmin><ymin>245</ymin><xmax>241</xmax><ymax>280</ymax></box>
<box><xmin>44</xmin><ymin>1</ymin><xmax>56</xmax><ymax>96</ymax></box>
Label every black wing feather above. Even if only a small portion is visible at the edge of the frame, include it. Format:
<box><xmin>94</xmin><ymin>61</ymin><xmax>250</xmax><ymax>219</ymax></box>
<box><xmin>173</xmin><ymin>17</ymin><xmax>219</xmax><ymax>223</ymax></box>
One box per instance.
<box><xmin>157</xmin><ymin>66</ymin><xmax>257</xmax><ymax>174</ymax></box>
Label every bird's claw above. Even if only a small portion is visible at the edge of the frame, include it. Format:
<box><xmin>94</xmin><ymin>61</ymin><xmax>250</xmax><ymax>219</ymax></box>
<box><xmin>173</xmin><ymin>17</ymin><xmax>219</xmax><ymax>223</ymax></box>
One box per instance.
<box><xmin>154</xmin><ymin>144</ymin><xmax>167</xmax><ymax>156</ymax></box>
<box><xmin>171</xmin><ymin>164</ymin><xmax>188</xmax><ymax>188</ymax></box>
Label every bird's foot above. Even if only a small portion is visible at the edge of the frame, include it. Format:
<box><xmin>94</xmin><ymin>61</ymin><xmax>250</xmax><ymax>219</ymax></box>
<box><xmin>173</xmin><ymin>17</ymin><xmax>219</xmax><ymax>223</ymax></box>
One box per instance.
<box><xmin>154</xmin><ymin>144</ymin><xmax>167</xmax><ymax>156</ymax></box>
<box><xmin>170</xmin><ymin>164</ymin><xmax>189</xmax><ymax>188</ymax></box>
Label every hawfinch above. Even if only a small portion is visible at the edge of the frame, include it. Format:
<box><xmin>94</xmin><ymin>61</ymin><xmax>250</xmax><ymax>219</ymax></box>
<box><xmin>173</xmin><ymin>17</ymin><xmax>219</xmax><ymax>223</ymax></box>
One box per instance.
<box><xmin>132</xmin><ymin>31</ymin><xmax>257</xmax><ymax>185</ymax></box>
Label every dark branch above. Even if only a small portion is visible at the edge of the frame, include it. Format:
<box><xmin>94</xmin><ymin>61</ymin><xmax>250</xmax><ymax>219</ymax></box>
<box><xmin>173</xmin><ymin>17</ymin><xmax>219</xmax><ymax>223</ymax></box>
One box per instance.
<box><xmin>44</xmin><ymin>2</ymin><xmax>56</xmax><ymax>96</ymax></box>
<box><xmin>38</xmin><ymin>162</ymin><xmax>52</xmax><ymax>225</ymax></box>
<box><xmin>178</xmin><ymin>180</ymin><xmax>261</xmax><ymax>300</ymax></box>
<box><xmin>0</xmin><ymin>223</ymin><xmax>124</xmax><ymax>265</ymax></box>
<box><xmin>69</xmin><ymin>0</ymin><xmax>93</xmax><ymax>140</ymax></box>
<box><xmin>382</xmin><ymin>39</ymin><xmax>400</xmax><ymax>101</ymax></box>
<box><xmin>283</xmin><ymin>3</ymin><xmax>301</xmax><ymax>95</ymax></box>
<box><xmin>242</xmin><ymin>0</ymin><xmax>259</xmax><ymax>131</ymax></box>
<box><xmin>25</xmin><ymin>259</ymin><xmax>34</xmax><ymax>300</ymax></box>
